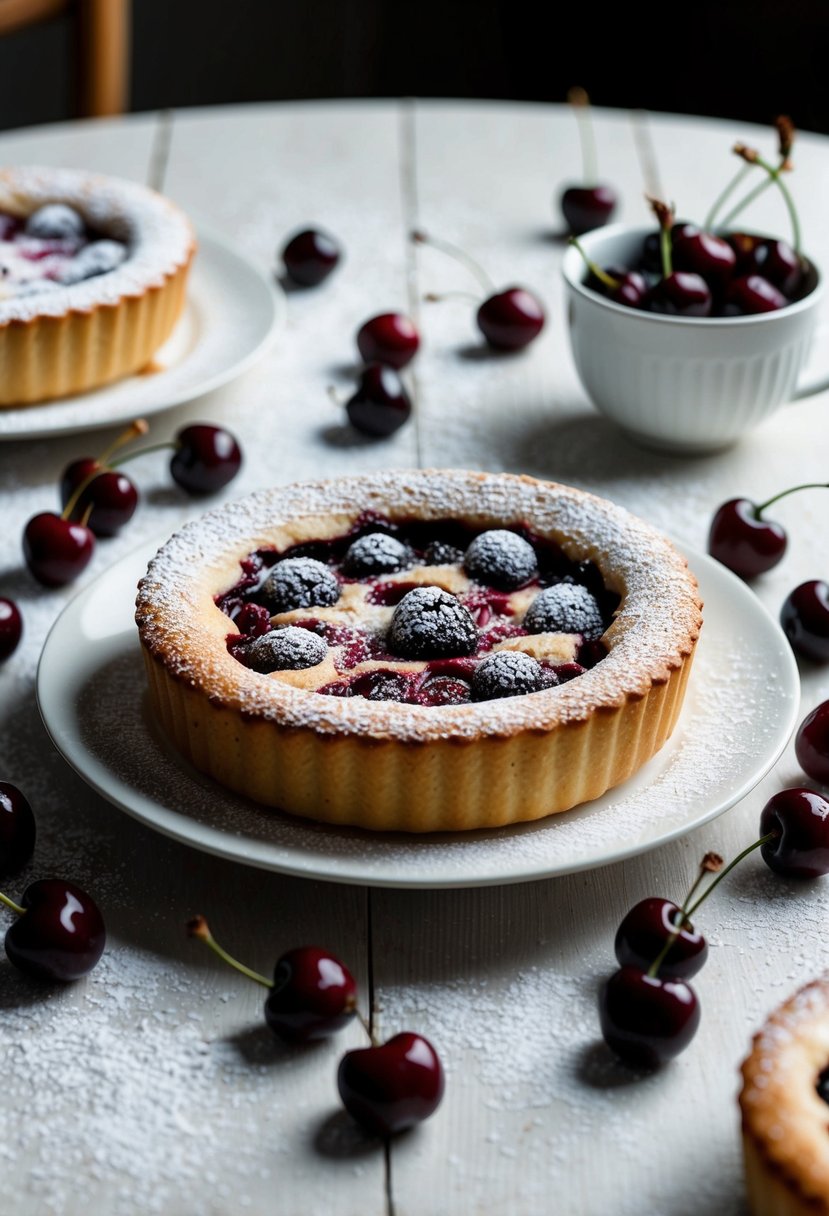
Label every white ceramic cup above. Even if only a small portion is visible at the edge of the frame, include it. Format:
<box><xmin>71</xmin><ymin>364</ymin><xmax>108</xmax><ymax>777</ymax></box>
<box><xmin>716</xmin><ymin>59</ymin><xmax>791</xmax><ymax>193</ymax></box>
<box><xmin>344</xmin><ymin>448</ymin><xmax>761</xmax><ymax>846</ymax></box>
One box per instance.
<box><xmin>562</xmin><ymin>225</ymin><xmax>826</xmax><ymax>454</ymax></box>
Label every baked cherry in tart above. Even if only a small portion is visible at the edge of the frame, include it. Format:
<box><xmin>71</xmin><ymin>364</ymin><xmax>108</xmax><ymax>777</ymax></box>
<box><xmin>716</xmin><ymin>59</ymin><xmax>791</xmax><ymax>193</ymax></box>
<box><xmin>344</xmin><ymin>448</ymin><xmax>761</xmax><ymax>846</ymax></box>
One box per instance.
<box><xmin>136</xmin><ymin>471</ymin><xmax>701</xmax><ymax>832</ymax></box>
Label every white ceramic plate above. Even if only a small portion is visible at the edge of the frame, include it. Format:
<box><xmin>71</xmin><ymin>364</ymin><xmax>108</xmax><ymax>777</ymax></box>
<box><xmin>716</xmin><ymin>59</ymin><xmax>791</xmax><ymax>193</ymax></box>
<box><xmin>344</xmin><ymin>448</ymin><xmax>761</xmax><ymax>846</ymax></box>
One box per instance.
<box><xmin>37</xmin><ymin>537</ymin><xmax>799</xmax><ymax>889</ymax></box>
<box><xmin>0</xmin><ymin>231</ymin><xmax>283</xmax><ymax>441</ymax></box>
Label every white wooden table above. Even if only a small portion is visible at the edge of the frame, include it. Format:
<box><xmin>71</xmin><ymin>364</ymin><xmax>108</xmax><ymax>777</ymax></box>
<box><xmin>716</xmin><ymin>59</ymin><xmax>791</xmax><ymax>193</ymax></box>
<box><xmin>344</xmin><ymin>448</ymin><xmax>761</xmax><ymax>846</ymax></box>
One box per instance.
<box><xmin>2</xmin><ymin>100</ymin><xmax>829</xmax><ymax>1216</ymax></box>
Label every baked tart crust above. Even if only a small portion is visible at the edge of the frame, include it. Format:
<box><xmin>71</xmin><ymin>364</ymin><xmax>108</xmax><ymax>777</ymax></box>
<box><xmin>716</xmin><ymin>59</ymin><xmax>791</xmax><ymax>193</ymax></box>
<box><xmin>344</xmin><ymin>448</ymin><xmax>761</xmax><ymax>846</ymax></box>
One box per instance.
<box><xmin>0</xmin><ymin>166</ymin><xmax>195</xmax><ymax>406</ymax></box>
<box><xmin>740</xmin><ymin>977</ymin><xmax>829</xmax><ymax>1216</ymax></box>
<box><xmin>135</xmin><ymin>470</ymin><xmax>702</xmax><ymax>832</ymax></box>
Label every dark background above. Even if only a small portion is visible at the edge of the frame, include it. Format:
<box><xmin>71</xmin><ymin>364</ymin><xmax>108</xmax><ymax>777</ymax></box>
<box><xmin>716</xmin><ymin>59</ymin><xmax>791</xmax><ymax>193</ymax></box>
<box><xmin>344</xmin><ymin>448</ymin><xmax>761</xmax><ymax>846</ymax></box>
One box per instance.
<box><xmin>1</xmin><ymin>0</ymin><xmax>828</xmax><ymax>133</ymax></box>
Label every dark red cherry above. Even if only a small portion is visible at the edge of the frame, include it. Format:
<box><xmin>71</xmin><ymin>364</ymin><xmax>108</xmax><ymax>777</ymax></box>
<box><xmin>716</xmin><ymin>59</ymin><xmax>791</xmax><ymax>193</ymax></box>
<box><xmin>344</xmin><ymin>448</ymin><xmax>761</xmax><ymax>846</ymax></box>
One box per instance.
<box><xmin>608</xmin><ymin>271</ymin><xmax>648</xmax><ymax>309</ymax></box>
<box><xmin>642</xmin><ymin>222</ymin><xmax>695</xmax><ymax>273</ymax></box>
<box><xmin>0</xmin><ymin>783</ymin><xmax>36</xmax><ymax>876</ymax></box>
<box><xmin>781</xmin><ymin>581</ymin><xmax>829</xmax><ymax>662</ymax></box>
<box><xmin>170</xmin><ymin>424</ymin><xmax>242</xmax><ymax>495</ymax></box>
<box><xmin>795</xmin><ymin>702</ymin><xmax>829</xmax><ymax>786</ymax></box>
<box><xmin>60</xmin><ymin>458</ymin><xmax>139</xmax><ymax>537</ymax></box>
<box><xmin>337</xmin><ymin>1031</ymin><xmax>445</xmax><ymax>1136</ymax></box>
<box><xmin>727</xmin><ymin>231</ymin><xmax>765</xmax><ymax>270</ymax></box>
<box><xmin>760</xmin><ymin>787</ymin><xmax>829</xmax><ymax>879</ymax></box>
<box><xmin>649</xmin><ymin>272</ymin><xmax>712</xmax><ymax>317</ymax></box>
<box><xmin>746</xmin><ymin>239</ymin><xmax>803</xmax><ymax>297</ymax></box>
<box><xmin>356</xmin><ymin>313</ymin><xmax>419</xmax><ymax>370</ymax></box>
<box><xmin>264</xmin><ymin>945</ymin><xmax>357</xmax><ymax>1043</ymax></box>
<box><xmin>614</xmin><ymin>898</ymin><xmax>708</xmax><ymax>980</ymax></box>
<box><xmin>345</xmin><ymin>364</ymin><xmax>411</xmax><ymax>437</ymax></box>
<box><xmin>281</xmin><ymin>228</ymin><xmax>341</xmax><ymax>287</ymax></box>
<box><xmin>599</xmin><ymin>966</ymin><xmax>701</xmax><ymax>1067</ymax></box>
<box><xmin>672</xmin><ymin>227</ymin><xmax>736</xmax><ymax>289</ymax></box>
<box><xmin>707</xmin><ymin>498</ymin><xmax>787</xmax><ymax>579</ymax></box>
<box><xmin>560</xmin><ymin>185</ymin><xmax>617</xmax><ymax>236</ymax></box>
<box><xmin>0</xmin><ymin>597</ymin><xmax>22</xmax><ymax>660</ymax></box>
<box><xmin>476</xmin><ymin>288</ymin><xmax>545</xmax><ymax>351</ymax></box>
<box><xmin>23</xmin><ymin>512</ymin><xmax>95</xmax><ymax>587</ymax></box>
<box><xmin>723</xmin><ymin>275</ymin><xmax>786</xmax><ymax>316</ymax></box>
<box><xmin>4</xmin><ymin>879</ymin><xmax>106</xmax><ymax>981</ymax></box>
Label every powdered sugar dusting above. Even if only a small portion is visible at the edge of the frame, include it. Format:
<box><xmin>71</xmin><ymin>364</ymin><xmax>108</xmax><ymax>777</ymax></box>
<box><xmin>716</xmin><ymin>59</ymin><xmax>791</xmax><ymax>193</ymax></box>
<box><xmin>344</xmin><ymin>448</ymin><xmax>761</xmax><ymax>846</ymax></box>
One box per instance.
<box><xmin>136</xmin><ymin>471</ymin><xmax>701</xmax><ymax>742</ymax></box>
<box><xmin>0</xmin><ymin>166</ymin><xmax>193</xmax><ymax>324</ymax></box>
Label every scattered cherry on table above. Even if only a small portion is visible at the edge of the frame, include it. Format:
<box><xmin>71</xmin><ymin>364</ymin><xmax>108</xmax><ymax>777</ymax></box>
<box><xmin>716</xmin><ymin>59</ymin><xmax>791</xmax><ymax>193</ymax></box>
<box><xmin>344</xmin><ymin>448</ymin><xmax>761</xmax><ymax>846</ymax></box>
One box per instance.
<box><xmin>558</xmin><ymin>87</ymin><xmax>618</xmax><ymax>236</ymax></box>
<box><xmin>345</xmin><ymin>363</ymin><xmax>412</xmax><ymax>437</ymax></box>
<box><xmin>356</xmin><ymin>313</ymin><xmax>420</xmax><ymax>370</ymax></box>
<box><xmin>170</xmin><ymin>424</ymin><xmax>243</xmax><ymax>495</ymax></box>
<box><xmin>780</xmin><ymin>580</ymin><xmax>829</xmax><ymax>663</ymax></box>
<box><xmin>0</xmin><ymin>782</ymin><xmax>36</xmax><ymax>876</ymax></box>
<box><xmin>1</xmin><ymin>879</ymin><xmax>106</xmax><ymax>981</ymax></box>
<box><xmin>337</xmin><ymin>1031</ymin><xmax>445</xmax><ymax>1136</ymax></box>
<box><xmin>759</xmin><ymin>788</ymin><xmax>829</xmax><ymax>879</ymax></box>
<box><xmin>23</xmin><ymin>512</ymin><xmax>95</xmax><ymax>588</ymax></box>
<box><xmin>795</xmin><ymin>701</ymin><xmax>829</xmax><ymax>785</ymax></box>
<box><xmin>599</xmin><ymin>967</ymin><xmax>701</xmax><ymax>1068</ymax></box>
<box><xmin>281</xmin><ymin>227</ymin><xmax>341</xmax><ymax>287</ymax></box>
<box><xmin>0</xmin><ymin>597</ymin><xmax>22</xmax><ymax>660</ymax></box>
<box><xmin>59</xmin><ymin>419</ymin><xmax>148</xmax><ymax>538</ymax></box>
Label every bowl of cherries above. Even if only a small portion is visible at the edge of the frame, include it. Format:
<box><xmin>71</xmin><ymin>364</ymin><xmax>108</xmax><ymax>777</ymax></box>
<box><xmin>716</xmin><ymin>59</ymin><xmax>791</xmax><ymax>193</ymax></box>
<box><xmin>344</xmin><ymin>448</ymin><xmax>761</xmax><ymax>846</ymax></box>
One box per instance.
<box><xmin>561</xmin><ymin>122</ymin><xmax>827</xmax><ymax>453</ymax></box>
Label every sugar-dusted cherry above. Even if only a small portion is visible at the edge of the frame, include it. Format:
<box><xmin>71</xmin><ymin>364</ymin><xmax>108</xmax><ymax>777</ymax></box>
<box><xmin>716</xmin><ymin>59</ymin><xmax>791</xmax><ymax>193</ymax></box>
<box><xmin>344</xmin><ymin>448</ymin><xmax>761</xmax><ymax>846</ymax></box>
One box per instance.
<box><xmin>599</xmin><ymin>966</ymin><xmax>701</xmax><ymax>1068</ymax></box>
<box><xmin>781</xmin><ymin>581</ymin><xmax>829</xmax><ymax>663</ymax></box>
<box><xmin>23</xmin><ymin>513</ymin><xmax>95</xmax><ymax>587</ymax></box>
<box><xmin>170</xmin><ymin>424</ymin><xmax>242</xmax><ymax>495</ymax></box>
<box><xmin>795</xmin><ymin>701</ymin><xmax>829</xmax><ymax>785</ymax></box>
<box><xmin>187</xmin><ymin>915</ymin><xmax>357</xmax><ymax>1043</ymax></box>
<box><xmin>356</xmin><ymin>313</ymin><xmax>420</xmax><ymax>370</ymax></box>
<box><xmin>414</xmin><ymin>230</ymin><xmax>545</xmax><ymax>351</ymax></box>
<box><xmin>337</xmin><ymin>1031</ymin><xmax>445</xmax><ymax>1136</ymax></box>
<box><xmin>281</xmin><ymin>228</ymin><xmax>341</xmax><ymax>287</ymax></box>
<box><xmin>0</xmin><ymin>782</ymin><xmax>36</xmax><ymax>876</ymax></box>
<box><xmin>760</xmin><ymin>787</ymin><xmax>829</xmax><ymax>879</ymax></box>
<box><xmin>2</xmin><ymin>879</ymin><xmax>106</xmax><ymax>981</ymax></box>
<box><xmin>345</xmin><ymin>364</ymin><xmax>411</xmax><ymax>437</ymax></box>
<box><xmin>614</xmin><ymin>898</ymin><xmax>708</xmax><ymax>980</ymax></box>
<box><xmin>0</xmin><ymin>597</ymin><xmax>22</xmax><ymax>660</ymax></box>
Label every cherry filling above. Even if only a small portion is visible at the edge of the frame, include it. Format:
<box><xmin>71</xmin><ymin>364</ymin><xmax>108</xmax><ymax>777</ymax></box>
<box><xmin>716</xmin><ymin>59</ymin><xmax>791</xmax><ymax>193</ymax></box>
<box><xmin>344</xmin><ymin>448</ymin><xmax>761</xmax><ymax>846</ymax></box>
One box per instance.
<box><xmin>0</xmin><ymin>203</ymin><xmax>129</xmax><ymax>295</ymax></box>
<box><xmin>215</xmin><ymin>515</ymin><xmax>618</xmax><ymax>705</ymax></box>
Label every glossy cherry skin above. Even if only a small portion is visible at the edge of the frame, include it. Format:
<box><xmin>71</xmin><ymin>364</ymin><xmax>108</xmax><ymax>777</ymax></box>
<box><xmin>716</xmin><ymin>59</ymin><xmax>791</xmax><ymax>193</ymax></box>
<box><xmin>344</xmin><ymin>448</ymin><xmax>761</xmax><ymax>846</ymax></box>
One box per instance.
<box><xmin>345</xmin><ymin>363</ymin><xmax>411</xmax><ymax>437</ymax></box>
<box><xmin>476</xmin><ymin>288</ymin><xmax>545</xmax><ymax>351</ymax></box>
<box><xmin>4</xmin><ymin>879</ymin><xmax>106</xmax><ymax>981</ymax></box>
<box><xmin>672</xmin><ymin>227</ymin><xmax>736</xmax><ymax>290</ymax></box>
<box><xmin>795</xmin><ymin>701</ymin><xmax>829</xmax><ymax>785</ymax></box>
<box><xmin>60</xmin><ymin>458</ymin><xmax>139</xmax><ymax>537</ymax></box>
<box><xmin>608</xmin><ymin>271</ymin><xmax>648</xmax><ymax>309</ymax></box>
<box><xmin>23</xmin><ymin>512</ymin><xmax>95</xmax><ymax>587</ymax></box>
<box><xmin>781</xmin><ymin>581</ymin><xmax>829</xmax><ymax>662</ymax></box>
<box><xmin>599</xmin><ymin>966</ymin><xmax>701</xmax><ymax>1067</ymax></box>
<box><xmin>281</xmin><ymin>228</ymin><xmax>341</xmax><ymax>287</ymax></box>
<box><xmin>337</xmin><ymin>1032</ymin><xmax>445</xmax><ymax>1136</ymax></box>
<box><xmin>747</xmin><ymin>239</ymin><xmax>802</xmax><ymax>297</ymax></box>
<box><xmin>760</xmin><ymin>787</ymin><xmax>829</xmax><ymax>878</ymax></box>
<box><xmin>560</xmin><ymin>185</ymin><xmax>617</xmax><ymax>236</ymax></box>
<box><xmin>614</xmin><ymin>898</ymin><xmax>708</xmax><ymax>980</ymax></box>
<box><xmin>170</xmin><ymin>424</ymin><xmax>242</xmax><ymax>495</ymax></box>
<box><xmin>0</xmin><ymin>597</ymin><xmax>22</xmax><ymax>660</ymax></box>
<box><xmin>723</xmin><ymin>275</ymin><xmax>786</xmax><ymax>316</ymax></box>
<box><xmin>0</xmin><ymin>782</ymin><xmax>36</xmax><ymax>876</ymax></box>
<box><xmin>648</xmin><ymin>272</ymin><xmax>712</xmax><ymax>317</ymax></box>
<box><xmin>264</xmin><ymin>946</ymin><xmax>357</xmax><ymax>1043</ymax></box>
<box><xmin>356</xmin><ymin>313</ymin><xmax>419</xmax><ymax>370</ymax></box>
<box><xmin>707</xmin><ymin>498</ymin><xmax>787</xmax><ymax>579</ymax></box>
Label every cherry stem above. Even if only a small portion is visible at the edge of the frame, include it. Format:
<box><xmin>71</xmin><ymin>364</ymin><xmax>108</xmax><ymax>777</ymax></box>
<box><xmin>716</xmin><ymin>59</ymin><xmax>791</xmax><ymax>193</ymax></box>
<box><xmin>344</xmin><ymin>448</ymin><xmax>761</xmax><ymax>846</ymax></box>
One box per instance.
<box><xmin>755</xmin><ymin>482</ymin><xmax>829</xmax><ymax>518</ymax></box>
<box><xmin>647</xmin><ymin>196</ymin><xmax>674</xmax><ymax>278</ymax></box>
<box><xmin>186</xmin><ymin>915</ymin><xmax>273</xmax><ymax>989</ymax></box>
<box><xmin>412</xmin><ymin>230</ymin><xmax>495</xmax><ymax>293</ymax></box>
<box><xmin>423</xmin><ymin>290</ymin><xmax>482</xmax><ymax>305</ymax></box>
<box><xmin>97</xmin><ymin>418</ymin><xmax>149</xmax><ymax>468</ymax></box>
<box><xmin>568</xmin><ymin>86</ymin><xmax>598</xmax><ymax>186</ymax></box>
<box><xmin>0</xmin><ymin>890</ymin><xmax>26</xmax><ymax>917</ymax></box>
<box><xmin>732</xmin><ymin>150</ymin><xmax>800</xmax><ymax>255</ymax></box>
<box><xmin>568</xmin><ymin>237</ymin><xmax>620</xmax><ymax>290</ymax></box>
<box><xmin>647</xmin><ymin>834</ymin><xmax>776</xmax><ymax>979</ymax></box>
<box><xmin>109</xmin><ymin>440</ymin><xmax>177</xmax><ymax>468</ymax></box>
<box><xmin>61</xmin><ymin>466</ymin><xmax>104</xmax><ymax>523</ymax></box>
<box><xmin>717</xmin><ymin>175</ymin><xmax>774</xmax><ymax>232</ymax></box>
<box><xmin>704</xmin><ymin>161</ymin><xmax>755</xmax><ymax>230</ymax></box>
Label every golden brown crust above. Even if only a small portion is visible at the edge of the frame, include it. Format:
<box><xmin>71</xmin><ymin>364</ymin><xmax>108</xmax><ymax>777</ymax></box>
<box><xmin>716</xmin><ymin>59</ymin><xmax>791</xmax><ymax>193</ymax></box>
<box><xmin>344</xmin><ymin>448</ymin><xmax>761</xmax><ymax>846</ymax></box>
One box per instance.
<box><xmin>740</xmin><ymin>977</ymin><xmax>829</xmax><ymax>1216</ymax></box>
<box><xmin>135</xmin><ymin>470</ymin><xmax>702</xmax><ymax>832</ymax></box>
